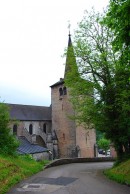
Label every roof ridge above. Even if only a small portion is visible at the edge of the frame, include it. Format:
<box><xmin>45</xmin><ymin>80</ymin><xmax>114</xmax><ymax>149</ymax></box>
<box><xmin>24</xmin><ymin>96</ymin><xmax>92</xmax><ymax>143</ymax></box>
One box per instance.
<box><xmin>6</xmin><ymin>103</ymin><xmax>50</xmax><ymax>108</ymax></box>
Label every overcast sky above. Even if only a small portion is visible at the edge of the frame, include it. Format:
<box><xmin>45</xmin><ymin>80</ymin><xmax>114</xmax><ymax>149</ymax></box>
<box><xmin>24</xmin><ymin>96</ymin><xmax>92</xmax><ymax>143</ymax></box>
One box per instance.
<box><xmin>0</xmin><ymin>0</ymin><xmax>109</xmax><ymax>106</ymax></box>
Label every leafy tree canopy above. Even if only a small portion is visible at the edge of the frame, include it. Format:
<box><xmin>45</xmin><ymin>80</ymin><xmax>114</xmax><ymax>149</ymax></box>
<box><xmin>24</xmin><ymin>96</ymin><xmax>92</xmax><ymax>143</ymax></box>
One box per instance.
<box><xmin>98</xmin><ymin>138</ymin><xmax>110</xmax><ymax>152</ymax></box>
<box><xmin>104</xmin><ymin>0</ymin><xmax>130</xmax><ymax>50</ymax></box>
<box><xmin>65</xmin><ymin>9</ymin><xmax>130</xmax><ymax>160</ymax></box>
<box><xmin>0</xmin><ymin>102</ymin><xmax>19</xmax><ymax>155</ymax></box>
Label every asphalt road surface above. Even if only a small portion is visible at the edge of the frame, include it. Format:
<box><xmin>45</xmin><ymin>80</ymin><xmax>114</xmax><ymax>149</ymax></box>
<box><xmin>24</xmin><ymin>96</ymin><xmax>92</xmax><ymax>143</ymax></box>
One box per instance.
<box><xmin>7</xmin><ymin>162</ymin><xmax>130</xmax><ymax>194</ymax></box>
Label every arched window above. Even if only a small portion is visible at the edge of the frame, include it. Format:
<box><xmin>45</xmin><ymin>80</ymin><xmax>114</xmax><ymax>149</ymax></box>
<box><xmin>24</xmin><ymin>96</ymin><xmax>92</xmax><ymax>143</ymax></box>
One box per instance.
<box><xmin>13</xmin><ymin>124</ymin><xmax>17</xmax><ymax>135</ymax></box>
<box><xmin>29</xmin><ymin>124</ymin><xmax>33</xmax><ymax>135</ymax></box>
<box><xmin>59</xmin><ymin>87</ymin><xmax>63</xmax><ymax>96</ymax></box>
<box><xmin>63</xmin><ymin>87</ymin><xmax>67</xmax><ymax>95</ymax></box>
<box><xmin>43</xmin><ymin>123</ymin><xmax>46</xmax><ymax>133</ymax></box>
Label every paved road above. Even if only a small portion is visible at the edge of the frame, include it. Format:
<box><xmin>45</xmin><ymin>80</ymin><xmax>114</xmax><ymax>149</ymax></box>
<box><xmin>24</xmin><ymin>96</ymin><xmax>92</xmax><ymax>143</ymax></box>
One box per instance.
<box><xmin>8</xmin><ymin>162</ymin><xmax>130</xmax><ymax>194</ymax></box>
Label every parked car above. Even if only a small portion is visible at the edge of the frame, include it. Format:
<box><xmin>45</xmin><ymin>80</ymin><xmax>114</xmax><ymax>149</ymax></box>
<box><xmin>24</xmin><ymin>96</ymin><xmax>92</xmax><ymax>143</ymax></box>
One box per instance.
<box><xmin>98</xmin><ymin>149</ymin><xmax>105</xmax><ymax>154</ymax></box>
<box><xmin>107</xmin><ymin>149</ymin><xmax>110</xmax><ymax>156</ymax></box>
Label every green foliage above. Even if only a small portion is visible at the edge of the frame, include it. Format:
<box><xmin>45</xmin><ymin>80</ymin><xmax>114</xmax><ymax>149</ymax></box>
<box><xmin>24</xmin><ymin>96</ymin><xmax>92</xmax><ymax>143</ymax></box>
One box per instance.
<box><xmin>0</xmin><ymin>102</ymin><xmax>19</xmax><ymax>155</ymax></box>
<box><xmin>96</xmin><ymin>130</ymin><xmax>104</xmax><ymax>142</ymax></box>
<box><xmin>104</xmin><ymin>159</ymin><xmax>130</xmax><ymax>185</ymax></box>
<box><xmin>98</xmin><ymin>138</ymin><xmax>110</xmax><ymax>152</ymax></box>
<box><xmin>64</xmin><ymin>8</ymin><xmax>130</xmax><ymax>161</ymax></box>
<box><xmin>104</xmin><ymin>0</ymin><xmax>130</xmax><ymax>49</ymax></box>
<box><xmin>0</xmin><ymin>154</ymin><xmax>49</xmax><ymax>194</ymax></box>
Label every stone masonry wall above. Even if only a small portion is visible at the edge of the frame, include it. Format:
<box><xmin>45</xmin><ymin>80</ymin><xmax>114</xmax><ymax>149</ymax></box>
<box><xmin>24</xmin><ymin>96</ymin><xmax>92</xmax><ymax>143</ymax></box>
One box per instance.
<box><xmin>76</xmin><ymin>126</ymin><xmax>96</xmax><ymax>158</ymax></box>
<box><xmin>10</xmin><ymin>120</ymin><xmax>51</xmax><ymax>146</ymax></box>
<box><xmin>51</xmin><ymin>84</ymin><xmax>76</xmax><ymax>158</ymax></box>
<box><xmin>51</xmin><ymin>82</ymin><xmax>96</xmax><ymax>158</ymax></box>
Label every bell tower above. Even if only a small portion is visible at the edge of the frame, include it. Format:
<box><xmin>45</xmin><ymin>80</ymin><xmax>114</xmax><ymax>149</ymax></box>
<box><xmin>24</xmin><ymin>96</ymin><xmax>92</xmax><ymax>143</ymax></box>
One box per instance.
<box><xmin>50</xmin><ymin>34</ymin><xmax>96</xmax><ymax>158</ymax></box>
<box><xmin>50</xmin><ymin>34</ymin><xmax>77</xmax><ymax>158</ymax></box>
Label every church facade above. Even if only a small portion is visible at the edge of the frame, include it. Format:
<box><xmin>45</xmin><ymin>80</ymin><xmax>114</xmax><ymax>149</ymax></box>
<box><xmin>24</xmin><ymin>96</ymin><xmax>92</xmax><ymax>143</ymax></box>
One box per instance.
<box><xmin>8</xmin><ymin>35</ymin><xmax>96</xmax><ymax>159</ymax></box>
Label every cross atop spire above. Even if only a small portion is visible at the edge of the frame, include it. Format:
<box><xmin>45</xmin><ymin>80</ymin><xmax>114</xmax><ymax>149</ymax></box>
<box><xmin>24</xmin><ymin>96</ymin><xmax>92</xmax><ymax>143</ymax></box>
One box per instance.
<box><xmin>68</xmin><ymin>20</ymin><xmax>71</xmax><ymax>35</ymax></box>
<box><xmin>67</xmin><ymin>22</ymin><xmax>72</xmax><ymax>47</ymax></box>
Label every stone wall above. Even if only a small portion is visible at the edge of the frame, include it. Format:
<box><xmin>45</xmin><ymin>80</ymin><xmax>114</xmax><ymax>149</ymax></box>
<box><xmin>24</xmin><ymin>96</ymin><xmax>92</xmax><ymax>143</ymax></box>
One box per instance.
<box><xmin>45</xmin><ymin>157</ymin><xmax>115</xmax><ymax>169</ymax></box>
<box><xmin>10</xmin><ymin>120</ymin><xmax>52</xmax><ymax>146</ymax></box>
<box><xmin>110</xmin><ymin>144</ymin><xmax>117</xmax><ymax>158</ymax></box>
<box><xmin>32</xmin><ymin>152</ymin><xmax>49</xmax><ymax>161</ymax></box>
<box><xmin>76</xmin><ymin>126</ymin><xmax>96</xmax><ymax>158</ymax></box>
<box><xmin>51</xmin><ymin>82</ymin><xmax>96</xmax><ymax>158</ymax></box>
<box><xmin>51</xmin><ymin>84</ymin><xmax>76</xmax><ymax>158</ymax></box>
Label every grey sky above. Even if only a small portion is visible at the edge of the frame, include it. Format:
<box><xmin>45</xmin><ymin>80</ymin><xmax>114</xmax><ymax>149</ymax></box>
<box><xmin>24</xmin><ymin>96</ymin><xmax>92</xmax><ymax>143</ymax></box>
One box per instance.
<box><xmin>0</xmin><ymin>0</ymin><xmax>109</xmax><ymax>106</ymax></box>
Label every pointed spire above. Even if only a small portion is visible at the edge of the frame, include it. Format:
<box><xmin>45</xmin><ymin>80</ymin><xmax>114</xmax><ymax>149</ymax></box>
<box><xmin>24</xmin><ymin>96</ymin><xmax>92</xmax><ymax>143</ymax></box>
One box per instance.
<box><xmin>68</xmin><ymin>32</ymin><xmax>72</xmax><ymax>47</ymax></box>
<box><xmin>64</xmin><ymin>33</ymin><xmax>77</xmax><ymax>78</ymax></box>
<box><xmin>68</xmin><ymin>22</ymin><xmax>72</xmax><ymax>47</ymax></box>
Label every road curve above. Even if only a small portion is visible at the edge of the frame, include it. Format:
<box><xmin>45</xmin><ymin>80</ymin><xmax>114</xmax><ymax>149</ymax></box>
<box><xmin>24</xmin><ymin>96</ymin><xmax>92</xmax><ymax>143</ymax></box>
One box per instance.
<box><xmin>8</xmin><ymin>162</ymin><xmax>130</xmax><ymax>194</ymax></box>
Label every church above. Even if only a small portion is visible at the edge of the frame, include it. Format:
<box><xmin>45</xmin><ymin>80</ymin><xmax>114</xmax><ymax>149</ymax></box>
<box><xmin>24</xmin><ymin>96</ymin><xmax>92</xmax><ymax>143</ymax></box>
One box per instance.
<box><xmin>8</xmin><ymin>34</ymin><xmax>96</xmax><ymax>160</ymax></box>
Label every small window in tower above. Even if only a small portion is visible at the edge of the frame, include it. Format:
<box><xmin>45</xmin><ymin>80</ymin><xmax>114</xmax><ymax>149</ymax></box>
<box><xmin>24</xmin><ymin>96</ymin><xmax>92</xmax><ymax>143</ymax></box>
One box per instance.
<box><xmin>59</xmin><ymin>87</ymin><xmax>63</xmax><ymax>96</ymax></box>
<box><xmin>13</xmin><ymin>124</ymin><xmax>17</xmax><ymax>135</ymax></box>
<box><xmin>29</xmin><ymin>124</ymin><xmax>33</xmax><ymax>135</ymax></box>
<box><xmin>43</xmin><ymin>123</ymin><xmax>46</xmax><ymax>133</ymax></box>
<box><xmin>63</xmin><ymin>87</ymin><xmax>67</xmax><ymax>95</ymax></box>
<box><xmin>63</xmin><ymin>133</ymin><xmax>65</xmax><ymax>140</ymax></box>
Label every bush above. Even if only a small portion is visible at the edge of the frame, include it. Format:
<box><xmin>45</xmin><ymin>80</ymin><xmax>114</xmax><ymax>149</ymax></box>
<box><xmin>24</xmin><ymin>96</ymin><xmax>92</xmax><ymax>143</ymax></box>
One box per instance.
<box><xmin>0</xmin><ymin>102</ymin><xmax>19</xmax><ymax>155</ymax></box>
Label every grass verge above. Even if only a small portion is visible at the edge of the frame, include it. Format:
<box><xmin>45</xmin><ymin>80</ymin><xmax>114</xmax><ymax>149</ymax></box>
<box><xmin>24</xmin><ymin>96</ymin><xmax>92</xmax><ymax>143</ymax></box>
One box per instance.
<box><xmin>104</xmin><ymin>159</ymin><xmax>130</xmax><ymax>186</ymax></box>
<box><xmin>0</xmin><ymin>154</ymin><xmax>49</xmax><ymax>194</ymax></box>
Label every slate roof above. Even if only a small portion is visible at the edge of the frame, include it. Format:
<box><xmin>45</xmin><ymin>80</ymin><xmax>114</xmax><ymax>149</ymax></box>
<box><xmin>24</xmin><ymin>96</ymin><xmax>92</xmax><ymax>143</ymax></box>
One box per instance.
<box><xmin>50</xmin><ymin>78</ymin><xmax>64</xmax><ymax>88</ymax></box>
<box><xmin>17</xmin><ymin>136</ymin><xmax>48</xmax><ymax>154</ymax></box>
<box><xmin>7</xmin><ymin>103</ymin><xmax>51</xmax><ymax>121</ymax></box>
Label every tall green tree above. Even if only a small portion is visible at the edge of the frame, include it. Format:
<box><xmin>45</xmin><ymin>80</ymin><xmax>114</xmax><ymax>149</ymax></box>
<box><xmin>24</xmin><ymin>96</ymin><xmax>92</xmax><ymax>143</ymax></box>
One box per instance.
<box><xmin>105</xmin><ymin>0</ymin><xmax>130</xmax><ymax>49</ymax></box>
<box><xmin>65</xmin><ymin>9</ymin><xmax>130</xmax><ymax>161</ymax></box>
<box><xmin>104</xmin><ymin>0</ymin><xmax>130</xmax><ymax>158</ymax></box>
<box><xmin>0</xmin><ymin>102</ymin><xmax>19</xmax><ymax>155</ymax></box>
<box><xmin>98</xmin><ymin>138</ymin><xmax>110</xmax><ymax>155</ymax></box>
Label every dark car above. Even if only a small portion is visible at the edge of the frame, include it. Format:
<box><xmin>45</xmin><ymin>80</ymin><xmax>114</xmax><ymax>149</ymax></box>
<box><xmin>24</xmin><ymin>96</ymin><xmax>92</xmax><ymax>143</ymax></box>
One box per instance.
<box><xmin>98</xmin><ymin>149</ymin><xmax>105</xmax><ymax>154</ymax></box>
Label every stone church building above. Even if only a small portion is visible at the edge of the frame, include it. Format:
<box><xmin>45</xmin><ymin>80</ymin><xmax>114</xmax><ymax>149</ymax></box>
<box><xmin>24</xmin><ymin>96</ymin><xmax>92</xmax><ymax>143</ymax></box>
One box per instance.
<box><xmin>8</xmin><ymin>34</ymin><xmax>96</xmax><ymax>160</ymax></box>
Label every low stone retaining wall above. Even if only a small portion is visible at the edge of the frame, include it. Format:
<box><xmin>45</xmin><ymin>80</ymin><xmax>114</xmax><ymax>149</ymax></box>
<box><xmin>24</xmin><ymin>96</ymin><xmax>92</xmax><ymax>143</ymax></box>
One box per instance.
<box><xmin>45</xmin><ymin>157</ymin><xmax>115</xmax><ymax>169</ymax></box>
